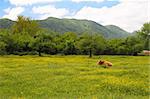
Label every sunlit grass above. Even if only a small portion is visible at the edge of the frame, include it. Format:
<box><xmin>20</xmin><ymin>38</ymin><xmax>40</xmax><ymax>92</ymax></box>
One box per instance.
<box><xmin>0</xmin><ymin>55</ymin><xmax>149</xmax><ymax>98</ymax></box>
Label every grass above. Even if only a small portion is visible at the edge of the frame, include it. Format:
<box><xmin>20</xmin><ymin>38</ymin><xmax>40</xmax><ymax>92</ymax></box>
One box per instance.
<box><xmin>0</xmin><ymin>55</ymin><xmax>149</xmax><ymax>99</ymax></box>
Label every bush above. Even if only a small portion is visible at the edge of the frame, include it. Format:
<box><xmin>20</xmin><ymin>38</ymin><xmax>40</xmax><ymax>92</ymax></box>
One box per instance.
<box><xmin>13</xmin><ymin>51</ymin><xmax>38</xmax><ymax>56</ymax></box>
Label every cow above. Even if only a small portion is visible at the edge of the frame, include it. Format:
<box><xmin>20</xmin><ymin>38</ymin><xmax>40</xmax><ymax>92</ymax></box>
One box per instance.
<box><xmin>97</xmin><ymin>60</ymin><xmax>113</xmax><ymax>68</ymax></box>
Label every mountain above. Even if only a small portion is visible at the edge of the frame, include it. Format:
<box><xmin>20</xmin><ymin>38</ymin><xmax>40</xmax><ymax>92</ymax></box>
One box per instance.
<box><xmin>0</xmin><ymin>18</ymin><xmax>14</xmax><ymax>29</ymax></box>
<box><xmin>0</xmin><ymin>17</ymin><xmax>130</xmax><ymax>38</ymax></box>
<box><xmin>37</xmin><ymin>17</ymin><xmax>130</xmax><ymax>38</ymax></box>
<box><xmin>105</xmin><ymin>25</ymin><xmax>131</xmax><ymax>38</ymax></box>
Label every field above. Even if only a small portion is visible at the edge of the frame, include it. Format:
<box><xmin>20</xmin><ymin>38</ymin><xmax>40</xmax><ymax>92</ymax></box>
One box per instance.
<box><xmin>0</xmin><ymin>55</ymin><xmax>149</xmax><ymax>99</ymax></box>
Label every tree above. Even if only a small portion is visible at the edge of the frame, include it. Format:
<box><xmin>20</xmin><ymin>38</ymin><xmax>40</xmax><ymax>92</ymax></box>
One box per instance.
<box><xmin>61</xmin><ymin>32</ymin><xmax>77</xmax><ymax>55</ymax></box>
<box><xmin>32</xmin><ymin>30</ymin><xmax>53</xmax><ymax>56</ymax></box>
<box><xmin>7</xmin><ymin>16</ymin><xmax>41</xmax><ymax>55</ymax></box>
<box><xmin>12</xmin><ymin>16</ymin><xmax>40</xmax><ymax>36</ymax></box>
<box><xmin>137</xmin><ymin>23</ymin><xmax>150</xmax><ymax>50</ymax></box>
<box><xmin>77</xmin><ymin>33</ymin><xmax>106</xmax><ymax>56</ymax></box>
<box><xmin>106</xmin><ymin>39</ymin><xmax>124</xmax><ymax>55</ymax></box>
<box><xmin>0</xmin><ymin>29</ymin><xmax>9</xmax><ymax>54</ymax></box>
<box><xmin>76</xmin><ymin>33</ymin><xmax>92</xmax><ymax>55</ymax></box>
<box><xmin>92</xmin><ymin>34</ymin><xmax>106</xmax><ymax>55</ymax></box>
<box><xmin>124</xmin><ymin>36</ymin><xmax>143</xmax><ymax>55</ymax></box>
<box><xmin>0</xmin><ymin>42</ymin><xmax>6</xmax><ymax>55</ymax></box>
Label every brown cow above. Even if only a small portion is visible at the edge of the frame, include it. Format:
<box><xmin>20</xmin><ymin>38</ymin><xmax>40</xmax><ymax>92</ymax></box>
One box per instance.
<box><xmin>97</xmin><ymin>60</ymin><xmax>112</xmax><ymax>68</ymax></box>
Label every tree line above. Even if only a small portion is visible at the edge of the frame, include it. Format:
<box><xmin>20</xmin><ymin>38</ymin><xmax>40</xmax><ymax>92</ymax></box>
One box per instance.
<box><xmin>0</xmin><ymin>16</ymin><xmax>149</xmax><ymax>56</ymax></box>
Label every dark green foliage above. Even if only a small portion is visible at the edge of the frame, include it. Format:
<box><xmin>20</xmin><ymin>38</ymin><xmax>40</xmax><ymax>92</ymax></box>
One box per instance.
<box><xmin>76</xmin><ymin>33</ymin><xmax>106</xmax><ymax>56</ymax></box>
<box><xmin>137</xmin><ymin>22</ymin><xmax>150</xmax><ymax>50</ymax></box>
<box><xmin>105</xmin><ymin>36</ymin><xmax>144</xmax><ymax>55</ymax></box>
<box><xmin>62</xmin><ymin>32</ymin><xmax>78</xmax><ymax>55</ymax></box>
<box><xmin>0</xmin><ymin>29</ymin><xmax>9</xmax><ymax>55</ymax></box>
<box><xmin>0</xmin><ymin>16</ymin><xmax>148</xmax><ymax>55</ymax></box>
<box><xmin>0</xmin><ymin>41</ymin><xmax>6</xmax><ymax>55</ymax></box>
<box><xmin>32</xmin><ymin>30</ymin><xmax>55</xmax><ymax>56</ymax></box>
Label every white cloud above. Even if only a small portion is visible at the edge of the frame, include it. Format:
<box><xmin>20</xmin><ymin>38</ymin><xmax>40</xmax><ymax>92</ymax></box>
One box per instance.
<box><xmin>3</xmin><ymin>7</ymin><xmax>24</xmax><ymax>20</ymax></box>
<box><xmin>71</xmin><ymin>0</ymin><xmax>149</xmax><ymax>32</ymax></box>
<box><xmin>8</xmin><ymin>0</ymin><xmax>62</xmax><ymax>6</ymax></box>
<box><xmin>32</xmin><ymin>5</ymin><xmax>69</xmax><ymax>19</ymax></box>
<box><xmin>71</xmin><ymin>0</ymin><xmax>104</xmax><ymax>3</ymax></box>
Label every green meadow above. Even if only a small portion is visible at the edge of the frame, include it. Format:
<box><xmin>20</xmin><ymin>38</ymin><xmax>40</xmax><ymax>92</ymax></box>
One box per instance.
<box><xmin>0</xmin><ymin>55</ymin><xmax>149</xmax><ymax>99</ymax></box>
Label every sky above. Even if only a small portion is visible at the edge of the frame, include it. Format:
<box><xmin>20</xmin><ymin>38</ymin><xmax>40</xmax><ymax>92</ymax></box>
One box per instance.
<box><xmin>0</xmin><ymin>0</ymin><xmax>149</xmax><ymax>32</ymax></box>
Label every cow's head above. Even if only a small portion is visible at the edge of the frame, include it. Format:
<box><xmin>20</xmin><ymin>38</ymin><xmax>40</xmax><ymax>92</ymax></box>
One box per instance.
<box><xmin>97</xmin><ymin>60</ymin><xmax>104</xmax><ymax>65</ymax></box>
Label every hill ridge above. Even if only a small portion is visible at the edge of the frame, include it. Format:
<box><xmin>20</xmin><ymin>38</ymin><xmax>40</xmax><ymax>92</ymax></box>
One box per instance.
<box><xmin>0</xmin><ymin>17</ymin><xmax>130</xmax><ymax>38</ymax></box>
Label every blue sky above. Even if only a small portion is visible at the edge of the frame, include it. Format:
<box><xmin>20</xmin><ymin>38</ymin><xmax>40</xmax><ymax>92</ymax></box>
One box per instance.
<box><xmin>0</xmin><ymin>0</ymin><xmax>149</xmax><ymax>32</ymax></box>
